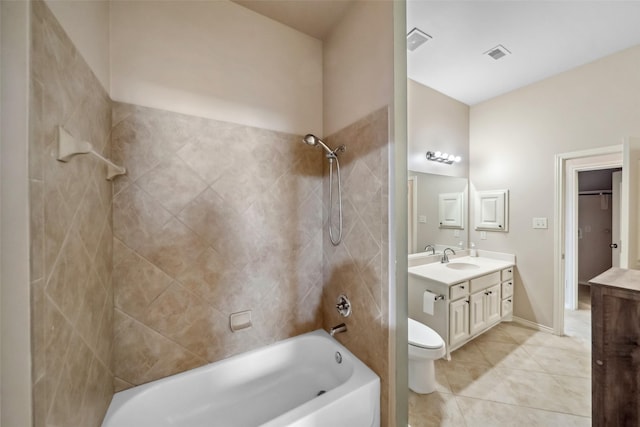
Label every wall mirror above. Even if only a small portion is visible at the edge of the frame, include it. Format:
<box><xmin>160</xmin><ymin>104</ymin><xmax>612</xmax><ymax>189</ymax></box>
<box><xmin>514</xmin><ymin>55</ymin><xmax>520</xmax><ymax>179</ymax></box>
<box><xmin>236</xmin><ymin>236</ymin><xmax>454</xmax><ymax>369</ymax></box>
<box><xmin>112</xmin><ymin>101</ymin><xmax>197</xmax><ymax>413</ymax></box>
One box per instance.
<box><xmin>408</xmin><ymin>171</ymin><xmax>469</xmax><ymax>254</ymax></box>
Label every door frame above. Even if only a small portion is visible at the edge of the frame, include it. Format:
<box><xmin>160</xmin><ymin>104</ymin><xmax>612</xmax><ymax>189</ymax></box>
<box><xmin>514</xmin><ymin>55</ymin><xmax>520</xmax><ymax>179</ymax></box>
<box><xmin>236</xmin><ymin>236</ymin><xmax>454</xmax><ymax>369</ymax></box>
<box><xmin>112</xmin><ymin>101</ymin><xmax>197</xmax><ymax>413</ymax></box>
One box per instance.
<box><xmin>408</xmin><ymin>175</ymin><xmax>417</xmax><ymax>254</ymax></box>
<box><xmin>553</xmin><ymin>145</ymin><xmax>622</xmax><ymax>335</ymax></box>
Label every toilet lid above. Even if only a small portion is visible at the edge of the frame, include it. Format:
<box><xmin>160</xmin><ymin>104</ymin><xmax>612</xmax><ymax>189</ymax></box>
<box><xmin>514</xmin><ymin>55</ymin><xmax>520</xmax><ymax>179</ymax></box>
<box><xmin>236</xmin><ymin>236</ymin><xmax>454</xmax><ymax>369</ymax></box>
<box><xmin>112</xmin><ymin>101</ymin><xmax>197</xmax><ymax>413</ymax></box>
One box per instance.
<box><xmin>408</xmin><ymin>318</ymin><xmax>444</xmax><ymax>349</ymax></box>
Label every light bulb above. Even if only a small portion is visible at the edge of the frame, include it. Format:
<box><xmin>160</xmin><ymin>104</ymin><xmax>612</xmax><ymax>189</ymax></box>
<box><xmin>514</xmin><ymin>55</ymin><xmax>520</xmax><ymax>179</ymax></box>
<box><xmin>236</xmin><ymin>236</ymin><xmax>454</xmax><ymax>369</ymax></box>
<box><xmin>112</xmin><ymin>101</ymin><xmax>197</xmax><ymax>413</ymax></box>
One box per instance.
<box><xmin>454</xmin><ymin>156</ymin><xmax>461</xmax><ymax>162</ymax></box>
<box><xmin>448</xmin><ymin>154</ymin><xmax>455</xmax><ymax>161</ymax></box>
<box><xmin>434</xmin><ymin>151</ymin><xmax>441</xmax><ymax>158</ymax></box>
<box><xmin>441</xmin><ymin>153</ymin><xmax>448</xmax><ymax>159</ymax></box>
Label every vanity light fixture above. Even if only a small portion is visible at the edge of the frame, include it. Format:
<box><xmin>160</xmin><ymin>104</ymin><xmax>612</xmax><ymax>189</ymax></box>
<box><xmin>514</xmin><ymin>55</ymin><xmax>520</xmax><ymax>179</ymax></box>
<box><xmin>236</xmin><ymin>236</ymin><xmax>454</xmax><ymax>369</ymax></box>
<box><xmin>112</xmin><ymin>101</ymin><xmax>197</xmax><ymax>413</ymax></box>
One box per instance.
<box><xmin>426</xmin><ymin>151</ymin><xmax>461</xmax><ymax>165</ymax></box>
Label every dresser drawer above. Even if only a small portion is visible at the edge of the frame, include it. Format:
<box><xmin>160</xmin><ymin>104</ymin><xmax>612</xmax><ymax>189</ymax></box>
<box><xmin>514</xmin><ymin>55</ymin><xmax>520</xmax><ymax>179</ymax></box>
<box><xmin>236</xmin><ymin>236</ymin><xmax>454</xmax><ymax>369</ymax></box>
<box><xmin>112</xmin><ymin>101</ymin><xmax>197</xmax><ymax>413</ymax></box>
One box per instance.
<box><xmin>501</xmin><ymin>267</ymin><xmax>514</xmax><ymax>281</ymax></box>
<box><xmin>470</xmin><ymin>271</ymin><xmax>500</xmax><ymax>293</ymax></box>
<box><xmin>450</xmin><ymin>281</ymin><xmax>469</xmax><ymax>300</ymax></box>
<box><xmin>502</xmin><ymin>280</ymin><xmax>514</xmax><ymax>298</ymax></box>
<box><xmin>501</xmin><ymin>297</ymin><xmax>513</xmax><ymax>317</ymax></box>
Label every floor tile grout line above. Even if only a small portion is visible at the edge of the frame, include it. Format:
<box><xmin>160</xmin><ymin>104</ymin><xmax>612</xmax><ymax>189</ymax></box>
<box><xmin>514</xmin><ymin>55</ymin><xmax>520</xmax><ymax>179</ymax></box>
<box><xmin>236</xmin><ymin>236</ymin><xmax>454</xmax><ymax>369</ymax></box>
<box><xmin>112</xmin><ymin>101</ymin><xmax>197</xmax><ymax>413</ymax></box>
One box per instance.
<box><xmin>452</xmin><ymin>394</ymin><xmax>592</xmax><ymax>420</ymax></box>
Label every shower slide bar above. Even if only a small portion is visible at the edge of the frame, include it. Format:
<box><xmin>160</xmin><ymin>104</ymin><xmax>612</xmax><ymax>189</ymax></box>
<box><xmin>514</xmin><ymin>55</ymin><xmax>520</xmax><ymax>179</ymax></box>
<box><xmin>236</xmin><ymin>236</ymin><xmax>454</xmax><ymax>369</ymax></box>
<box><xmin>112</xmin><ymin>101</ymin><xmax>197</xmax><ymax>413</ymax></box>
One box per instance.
<box><xmin>56</xmin><ymin>126</ymin><xmax>126</xmax><ymax>181</ymax></box>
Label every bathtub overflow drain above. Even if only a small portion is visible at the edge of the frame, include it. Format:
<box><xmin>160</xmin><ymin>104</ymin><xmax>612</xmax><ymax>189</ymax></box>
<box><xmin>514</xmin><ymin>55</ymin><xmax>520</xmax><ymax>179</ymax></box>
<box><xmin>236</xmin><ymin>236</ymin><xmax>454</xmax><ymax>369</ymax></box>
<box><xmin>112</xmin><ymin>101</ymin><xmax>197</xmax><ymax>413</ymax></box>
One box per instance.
<box><xmin>335</xmin><ymin>351</ymin><xmax>342</xmax><ymax>364</ymax></box>
<box><xmin>316</xmin><ymin>390</ymin><xmax>326</xmax><ymax>397</ymax></box>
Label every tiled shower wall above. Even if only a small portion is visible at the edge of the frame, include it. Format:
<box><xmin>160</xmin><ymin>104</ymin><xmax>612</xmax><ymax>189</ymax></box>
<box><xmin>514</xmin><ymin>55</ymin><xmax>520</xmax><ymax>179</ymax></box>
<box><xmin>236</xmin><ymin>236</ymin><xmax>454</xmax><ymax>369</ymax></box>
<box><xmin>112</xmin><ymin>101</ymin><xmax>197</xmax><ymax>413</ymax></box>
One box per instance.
<box><xmin>111</xmin><ymin>103</ymin><xmax>324</xmax><ymax>389</ymax></box>
<box><xmin>30</xmin><ymin>1</ymin><xmax>114</xmax><ymax>426</ymax></box>
<box><xmin>322</xmin><ymin>107</ymin><xmax>390</xmax><ymax>426</ymax></box>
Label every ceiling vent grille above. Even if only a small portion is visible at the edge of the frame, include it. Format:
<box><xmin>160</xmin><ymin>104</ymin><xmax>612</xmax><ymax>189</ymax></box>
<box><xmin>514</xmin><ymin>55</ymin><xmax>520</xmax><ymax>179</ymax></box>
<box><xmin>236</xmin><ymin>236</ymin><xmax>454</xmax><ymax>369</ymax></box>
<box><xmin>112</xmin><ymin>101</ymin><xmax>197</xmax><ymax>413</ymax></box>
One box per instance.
<box><xmin>485</xmin><ymin>45</ymin><xmax>511</xmax><ymax>60</ymax></box>
<box><xmin>407</xmin><ymin>27</ymin><xmax>432</xmax><ymax>52</ymax></box>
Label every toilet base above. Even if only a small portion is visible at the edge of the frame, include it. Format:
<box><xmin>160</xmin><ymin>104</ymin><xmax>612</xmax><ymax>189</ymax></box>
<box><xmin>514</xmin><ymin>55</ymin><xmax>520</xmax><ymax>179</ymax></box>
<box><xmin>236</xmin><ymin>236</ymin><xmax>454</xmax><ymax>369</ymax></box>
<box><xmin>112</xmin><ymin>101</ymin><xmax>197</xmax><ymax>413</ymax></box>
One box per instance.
<box><xmin>408</xmin><ymin>358</ymin><xmax>436</xmax><ymax>394</ymax></box>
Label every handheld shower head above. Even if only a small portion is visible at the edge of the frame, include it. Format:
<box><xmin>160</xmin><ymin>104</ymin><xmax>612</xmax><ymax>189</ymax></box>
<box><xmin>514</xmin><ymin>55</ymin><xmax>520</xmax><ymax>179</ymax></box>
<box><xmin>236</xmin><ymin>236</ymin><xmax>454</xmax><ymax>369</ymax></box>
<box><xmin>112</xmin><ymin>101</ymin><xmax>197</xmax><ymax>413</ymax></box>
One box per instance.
<box><xmin>302</xmin><ymin>134</ymin><xmax>334</xmax><ymax>156</ymax></box>
<box><xmin>301</xmin><ymin>132</ymin><xmax>345</xmax><ymax>245</ymax></box>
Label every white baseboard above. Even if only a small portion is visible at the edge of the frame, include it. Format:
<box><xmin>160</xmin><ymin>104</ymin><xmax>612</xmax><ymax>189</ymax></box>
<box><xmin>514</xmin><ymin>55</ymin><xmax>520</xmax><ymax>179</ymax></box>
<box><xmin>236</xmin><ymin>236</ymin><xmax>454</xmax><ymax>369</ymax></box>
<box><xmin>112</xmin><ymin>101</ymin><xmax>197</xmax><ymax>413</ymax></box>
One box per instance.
<box><xmin>512</xmin><ymin>316</ymin><xmax>555</xmax><ymax>334</ymax></box>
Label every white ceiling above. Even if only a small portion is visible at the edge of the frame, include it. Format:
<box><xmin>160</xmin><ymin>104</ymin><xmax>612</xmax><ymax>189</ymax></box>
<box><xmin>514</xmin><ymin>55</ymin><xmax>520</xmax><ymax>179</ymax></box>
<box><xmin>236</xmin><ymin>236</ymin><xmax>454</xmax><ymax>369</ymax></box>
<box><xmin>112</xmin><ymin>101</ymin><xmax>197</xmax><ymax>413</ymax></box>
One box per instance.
<box><xmin>407</xmin><ymin>1</ymin><xmax>640</xmax><ymax>105</ymax></box>
<box><xmin>236</xmin><ymin>1</ymin><xmax>640</xmax><ymax>106</ymax></box>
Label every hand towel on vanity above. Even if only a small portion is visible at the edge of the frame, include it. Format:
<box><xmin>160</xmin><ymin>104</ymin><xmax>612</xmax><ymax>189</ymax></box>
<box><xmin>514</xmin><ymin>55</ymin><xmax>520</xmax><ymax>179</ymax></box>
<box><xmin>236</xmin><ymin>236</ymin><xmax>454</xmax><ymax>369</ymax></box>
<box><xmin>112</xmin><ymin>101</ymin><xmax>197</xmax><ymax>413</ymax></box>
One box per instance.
<box><xmin>423</xmin><ymin>290</ymin><xmax>438</xmax><ymax>315</ymax></box>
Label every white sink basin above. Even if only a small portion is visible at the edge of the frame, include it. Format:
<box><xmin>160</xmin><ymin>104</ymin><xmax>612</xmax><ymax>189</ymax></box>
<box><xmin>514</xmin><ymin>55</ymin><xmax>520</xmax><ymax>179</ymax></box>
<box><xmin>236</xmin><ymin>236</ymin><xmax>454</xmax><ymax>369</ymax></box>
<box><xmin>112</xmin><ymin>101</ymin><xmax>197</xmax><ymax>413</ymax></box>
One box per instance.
<box><xmin>446</xmin><ymin>262</ymin><xmax>480</xmax><ymax>270</ymax></box>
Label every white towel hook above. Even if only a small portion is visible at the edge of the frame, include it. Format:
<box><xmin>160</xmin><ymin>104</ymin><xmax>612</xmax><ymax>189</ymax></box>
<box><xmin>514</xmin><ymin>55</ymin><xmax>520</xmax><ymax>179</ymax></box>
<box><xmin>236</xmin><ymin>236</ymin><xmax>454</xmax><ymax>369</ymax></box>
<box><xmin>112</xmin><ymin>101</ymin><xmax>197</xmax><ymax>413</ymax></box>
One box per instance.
<box><xmin>57</xmin><ymin>126</ymin><xmax>126</xmax><ymax>180</ymax></box>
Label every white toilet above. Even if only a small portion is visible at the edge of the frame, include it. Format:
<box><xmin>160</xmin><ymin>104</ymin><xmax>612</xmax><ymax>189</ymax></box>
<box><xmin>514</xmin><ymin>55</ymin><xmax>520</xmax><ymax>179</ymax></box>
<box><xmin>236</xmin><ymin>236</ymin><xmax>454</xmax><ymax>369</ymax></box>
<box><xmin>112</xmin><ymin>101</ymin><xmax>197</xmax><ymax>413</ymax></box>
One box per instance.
<box><xmin>408</xmin><ymin>318</ymin><xmax>446</xmax><ymax>394</ymax></box>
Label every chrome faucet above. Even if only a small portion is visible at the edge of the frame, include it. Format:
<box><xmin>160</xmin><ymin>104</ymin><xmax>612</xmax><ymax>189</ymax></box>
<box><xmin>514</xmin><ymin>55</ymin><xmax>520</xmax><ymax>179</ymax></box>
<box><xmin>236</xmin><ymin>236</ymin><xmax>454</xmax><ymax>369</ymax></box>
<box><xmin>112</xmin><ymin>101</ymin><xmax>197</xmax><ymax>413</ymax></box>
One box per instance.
<box><xmin>424</xmin><ymin>244</ymin><xmax>436</xmax><ymax>255</ymax></box>
<box><xmin>441</xmin><ymin>247</ymin><xmax>456</xmax><ymax>263</ymax></box>
<box><xmin>329</xmin><ymin>323</ymin><xmax>347</xmax><ymax>337</ymax></box>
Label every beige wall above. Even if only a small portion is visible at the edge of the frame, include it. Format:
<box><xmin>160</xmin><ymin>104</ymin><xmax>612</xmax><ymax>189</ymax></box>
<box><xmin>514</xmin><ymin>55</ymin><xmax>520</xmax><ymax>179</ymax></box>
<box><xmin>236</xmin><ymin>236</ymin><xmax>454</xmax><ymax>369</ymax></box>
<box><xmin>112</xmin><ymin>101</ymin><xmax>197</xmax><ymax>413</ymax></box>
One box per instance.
<box><xmin>323</xmin><ymin>0</ymin><xmax>394</xmax><ymax>136</ymax></box>
<box><xmin>408</xmin><ymin>80</ymin><xmax>469</xmax><ymax>178</ymax></box>
<box><xmin>44</xmin><ymin>0</ymin><xmax>110</xmax><ymax>91</ymax></box>
<box><xmin>111</xmin><ymin>103</ymin><xmax>324</xmax><ymax>389</ymax></box>
<box><xmin>30</xmin><ymin>2</ymin><xmax>114</xmax><ymax>426</ymax></box>
<box><xmin>469</xmin><ymin>45</ymin><xmax>640</xmax><ymax>327</ymax></box>
<box><xmin>322</xmin><ymin>2</ymin><xmax>395</xmax><ymax>426</ymax></box>
<box><xmin>110</xmin><ymin>0</ymin><xmax>322</xmax><ymax>136</ymax></box>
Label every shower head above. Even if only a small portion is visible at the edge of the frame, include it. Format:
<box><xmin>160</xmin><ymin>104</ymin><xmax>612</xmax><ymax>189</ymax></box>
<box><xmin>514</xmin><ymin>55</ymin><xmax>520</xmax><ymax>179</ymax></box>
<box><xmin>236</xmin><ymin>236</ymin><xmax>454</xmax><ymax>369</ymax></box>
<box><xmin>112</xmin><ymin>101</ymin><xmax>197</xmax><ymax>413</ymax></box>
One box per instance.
<box><xmin>302</xmin><ymin>134</ymin><xmax>334</xmax><ymax>156</ymax></box>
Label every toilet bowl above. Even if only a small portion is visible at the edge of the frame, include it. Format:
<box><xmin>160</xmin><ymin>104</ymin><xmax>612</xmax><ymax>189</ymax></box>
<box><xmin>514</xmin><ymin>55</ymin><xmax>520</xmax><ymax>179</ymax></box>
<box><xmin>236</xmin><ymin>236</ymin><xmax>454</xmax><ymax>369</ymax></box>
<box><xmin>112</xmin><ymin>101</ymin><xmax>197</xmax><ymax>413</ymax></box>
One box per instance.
<box><xmin>408</xmin><ymin>318</ymin><xmax>446</xmax><ymax>394</ymax></box>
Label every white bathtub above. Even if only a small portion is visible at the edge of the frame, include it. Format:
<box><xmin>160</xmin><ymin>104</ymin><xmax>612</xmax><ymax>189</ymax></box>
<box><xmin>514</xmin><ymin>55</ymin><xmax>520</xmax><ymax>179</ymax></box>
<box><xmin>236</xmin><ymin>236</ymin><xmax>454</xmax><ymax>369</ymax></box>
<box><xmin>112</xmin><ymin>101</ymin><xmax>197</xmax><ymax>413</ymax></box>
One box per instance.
<box><xmin>102</xmin><ymin>329</ymin><xmax>380</xmax><ymax>427</ymax></box>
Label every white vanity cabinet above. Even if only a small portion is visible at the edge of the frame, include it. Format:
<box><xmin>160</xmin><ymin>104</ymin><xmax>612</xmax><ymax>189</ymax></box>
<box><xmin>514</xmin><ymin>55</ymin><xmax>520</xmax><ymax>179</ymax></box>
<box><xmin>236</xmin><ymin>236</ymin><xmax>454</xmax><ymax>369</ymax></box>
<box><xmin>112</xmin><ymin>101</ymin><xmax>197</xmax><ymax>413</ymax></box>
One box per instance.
<box><xmin>408</xmin><ymin>255</ymin><xmax>515</xmax><ymax>357</ymax></box>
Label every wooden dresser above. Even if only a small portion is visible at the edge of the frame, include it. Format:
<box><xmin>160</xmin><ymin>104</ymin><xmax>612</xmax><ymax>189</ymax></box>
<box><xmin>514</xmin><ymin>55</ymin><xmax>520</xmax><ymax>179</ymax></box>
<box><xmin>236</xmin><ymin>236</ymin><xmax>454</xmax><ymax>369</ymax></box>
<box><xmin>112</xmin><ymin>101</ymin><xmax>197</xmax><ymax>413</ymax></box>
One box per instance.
<box><xmin>589</xmin><ymin>267</ymin><xmax>640</xmax><ymax>427</ymax></box>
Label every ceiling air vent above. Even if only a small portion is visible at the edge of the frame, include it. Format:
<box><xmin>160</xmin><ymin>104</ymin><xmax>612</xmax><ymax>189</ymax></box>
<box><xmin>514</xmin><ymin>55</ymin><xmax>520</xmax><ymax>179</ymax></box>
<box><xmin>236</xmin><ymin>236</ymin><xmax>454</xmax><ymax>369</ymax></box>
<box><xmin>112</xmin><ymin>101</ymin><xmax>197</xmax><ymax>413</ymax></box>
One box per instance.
<box><xmin>407</xmin><ymin>27</ymin><xmax>432</xmax><ymax>52</ymax></box>
<box><xmin>485</xmin><ymin>45</ymin><xmax>511</xmax><ymax>60</ymax></box>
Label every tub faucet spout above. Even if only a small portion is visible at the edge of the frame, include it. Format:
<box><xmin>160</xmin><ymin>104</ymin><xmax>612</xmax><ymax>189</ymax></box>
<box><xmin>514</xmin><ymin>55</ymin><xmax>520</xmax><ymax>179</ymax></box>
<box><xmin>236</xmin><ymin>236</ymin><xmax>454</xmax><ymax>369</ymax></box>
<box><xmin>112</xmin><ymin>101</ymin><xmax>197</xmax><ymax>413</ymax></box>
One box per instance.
<box><xmin>329</xmin><ymin>323</ymin><xmax>347</xmax><ymax>337</ymax></box>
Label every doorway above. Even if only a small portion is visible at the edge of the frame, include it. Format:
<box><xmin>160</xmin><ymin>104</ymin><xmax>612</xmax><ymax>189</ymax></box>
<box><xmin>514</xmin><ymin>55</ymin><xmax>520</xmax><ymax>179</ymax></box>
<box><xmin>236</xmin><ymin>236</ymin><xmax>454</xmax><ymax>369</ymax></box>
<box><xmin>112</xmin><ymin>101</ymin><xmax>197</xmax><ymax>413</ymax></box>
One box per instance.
<box><xmin>575</xmin><ymin>169</ymin><xmax>621</xmax><ymax>290</ymax></box>
<box><xmin>565</xmin><ymin>167</ymin><xmax>622</xmax><ymax>339</ymax></box>
<box><xmin>554</xmin><ymin>147</ymin><xmax>622</xmax><ymax>336</ymax></box>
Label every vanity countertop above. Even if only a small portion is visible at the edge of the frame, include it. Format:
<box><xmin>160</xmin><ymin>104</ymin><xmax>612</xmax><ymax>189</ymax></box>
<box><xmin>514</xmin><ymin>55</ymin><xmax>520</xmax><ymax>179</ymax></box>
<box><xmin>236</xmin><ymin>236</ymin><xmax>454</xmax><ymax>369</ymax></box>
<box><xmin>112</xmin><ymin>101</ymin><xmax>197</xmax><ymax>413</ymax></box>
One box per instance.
<box><xmin>408</xmin><ymin>254</ymin><xmax>515</xmax><ymax>285</ymax></box>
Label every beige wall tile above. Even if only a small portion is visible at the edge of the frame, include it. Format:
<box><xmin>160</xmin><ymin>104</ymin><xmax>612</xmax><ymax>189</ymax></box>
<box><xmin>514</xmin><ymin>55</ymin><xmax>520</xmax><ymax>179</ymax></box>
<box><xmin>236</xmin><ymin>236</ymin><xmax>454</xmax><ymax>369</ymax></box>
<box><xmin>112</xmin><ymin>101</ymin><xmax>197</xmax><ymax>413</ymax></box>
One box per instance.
<box><xmin>136</xmin><ymin>156</ymin><xmax>208</xmax><ymax>215</ymax></box>
<box><xmin>112</xmin><ymin>103</ymin><xmax>325</xmax><ymax>386</ymax></box>
<box><xmin>113</xmin><ymin>240</ymin><xmax>173</xmax><ymax>319</ymax></box>
<box><xmin>322</xmin><ymin>107</ymin><xmax>390</xmax><ymax>426</ymax></box>
<box><xmin>136</xmin><ymin>217</ymin><xmax>207</xmax><ymax>278</ymax></box>
<box><xmin>30</xmin><ymin>2</ymin><xmax>114</xmax><ymax>426</ymax></box>
<box><xmin>113</xmin><ymin>309</ymin><xmax>206</xmax><ymax>385</ymax></box>
<box><xmin>112</xmin><ymin>183</ymin><xmax>172</xmax><ymax>250</ymax></box>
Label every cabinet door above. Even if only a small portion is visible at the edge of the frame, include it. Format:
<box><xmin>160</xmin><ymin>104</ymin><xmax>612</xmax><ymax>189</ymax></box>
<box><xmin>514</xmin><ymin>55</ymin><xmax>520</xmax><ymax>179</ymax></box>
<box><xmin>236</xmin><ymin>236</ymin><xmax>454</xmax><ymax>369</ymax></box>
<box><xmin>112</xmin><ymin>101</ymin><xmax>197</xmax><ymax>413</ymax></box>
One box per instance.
<box><xmin>475</xmin><ymin>190</ymin><xmax>508</xmax><ymax>231</ymax></box>
<box><xmin>469</xmin><ymin>291</ymin><xmax>487</xmax><ymax>335</ymax></box>
<box><xmin>485</xmin><ymin>284</ymin><xmax>502</xmax><ymax>326</ymax></box>
<box><xmin>449</xmin><ymin>298</ymin><xmax>470</xmax><ymax>347</ymax></box>
<box><xmin>439</xmin><ymin>192</ymin><xmax>464</xmax><ymax>229</ymax></box>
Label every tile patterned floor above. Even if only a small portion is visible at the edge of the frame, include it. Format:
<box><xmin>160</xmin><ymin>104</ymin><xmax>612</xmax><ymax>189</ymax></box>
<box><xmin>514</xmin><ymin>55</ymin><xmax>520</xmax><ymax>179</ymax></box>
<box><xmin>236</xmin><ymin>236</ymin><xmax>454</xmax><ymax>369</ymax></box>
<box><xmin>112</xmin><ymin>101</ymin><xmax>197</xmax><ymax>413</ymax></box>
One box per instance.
<box><xmin>409</xmin><ymin>305</ymin><xmax>592</xmax><ymax>427</ymax></box>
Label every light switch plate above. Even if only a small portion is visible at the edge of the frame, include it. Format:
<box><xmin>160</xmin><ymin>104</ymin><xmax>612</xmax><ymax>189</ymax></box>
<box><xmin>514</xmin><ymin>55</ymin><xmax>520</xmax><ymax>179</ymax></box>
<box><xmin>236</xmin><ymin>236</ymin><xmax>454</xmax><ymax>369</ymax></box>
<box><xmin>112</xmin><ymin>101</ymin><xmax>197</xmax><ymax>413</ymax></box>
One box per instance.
<box><xmin>480</xmin><ymin>231</ymin><xmax>487</xmax><ymax>240</ymax></box>
<box><xmin>533</xmin><ymin>217</ymin><xmax>548</xmax><ymax>229</ymax></box>
<box><xmin>418</xmin><ymin>215</ymin><xmax>427</xmax><ymax>223</ymax></box>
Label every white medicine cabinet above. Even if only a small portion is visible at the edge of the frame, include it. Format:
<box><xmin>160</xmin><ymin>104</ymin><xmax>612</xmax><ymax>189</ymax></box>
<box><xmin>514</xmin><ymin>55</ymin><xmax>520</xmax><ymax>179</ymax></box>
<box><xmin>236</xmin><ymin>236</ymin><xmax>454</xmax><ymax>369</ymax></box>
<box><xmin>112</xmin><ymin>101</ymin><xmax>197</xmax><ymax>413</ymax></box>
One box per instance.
<box><xmin>438</xmin><ymin>192</ymin><xmax>465</xmax><ymax>229</ymax></box>
<box><xmin>475</xmin><ymin>189</ymin><xmax>509</xmax><ymax>231</ymax></box>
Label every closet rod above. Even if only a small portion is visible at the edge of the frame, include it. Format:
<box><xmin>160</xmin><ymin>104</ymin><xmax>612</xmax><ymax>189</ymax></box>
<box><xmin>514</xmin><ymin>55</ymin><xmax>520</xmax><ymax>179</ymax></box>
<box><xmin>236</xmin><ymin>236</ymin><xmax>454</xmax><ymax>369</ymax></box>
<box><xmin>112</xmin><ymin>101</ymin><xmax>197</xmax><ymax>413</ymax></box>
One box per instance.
<box><xmin>578</xmin><ymin>190</ymin><xmax>612</xmax><ymax>195</ymax></box>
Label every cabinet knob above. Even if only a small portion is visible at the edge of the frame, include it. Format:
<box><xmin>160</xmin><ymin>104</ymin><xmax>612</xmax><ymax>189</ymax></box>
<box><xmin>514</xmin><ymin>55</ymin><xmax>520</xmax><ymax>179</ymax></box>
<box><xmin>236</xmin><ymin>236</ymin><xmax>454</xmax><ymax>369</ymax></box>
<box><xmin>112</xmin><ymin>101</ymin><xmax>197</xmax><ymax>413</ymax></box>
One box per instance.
<box><xmin>508</xmin><ymin>269</ymin><xmax>512</xmax><ymax>273</ymax></box>
<box><xmin>461</xmin><ymin>285</ymin><xmax>465</xmax><ymax>289</ymax></box>
<box><xmin>465</xmin><ymin>299</ymin><xmax>469</xmax><ymax>304</ymax></box>
<box><xmin>507</xmin><ymin>299</ymin><xmax>512</xmax><ymax>302</ymax></box>
<box><xmin>596</xmin><ymin>360</ymin><xmax>604</xmax><ymax>366</ymax></box>
<box><xmin>498</xmin><ymin>225</ymin><xmax>503</xmax><ymax>228</ymax></box>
